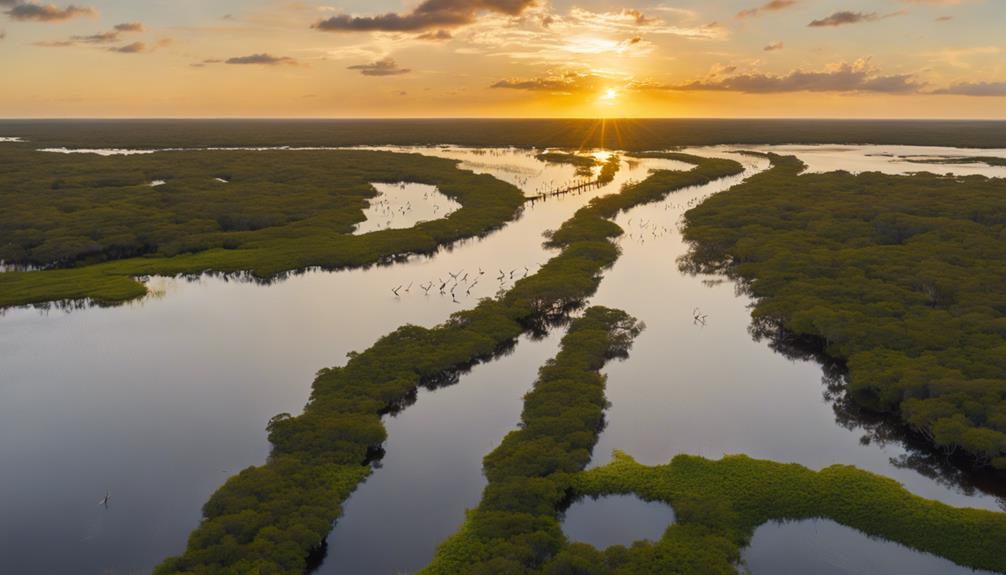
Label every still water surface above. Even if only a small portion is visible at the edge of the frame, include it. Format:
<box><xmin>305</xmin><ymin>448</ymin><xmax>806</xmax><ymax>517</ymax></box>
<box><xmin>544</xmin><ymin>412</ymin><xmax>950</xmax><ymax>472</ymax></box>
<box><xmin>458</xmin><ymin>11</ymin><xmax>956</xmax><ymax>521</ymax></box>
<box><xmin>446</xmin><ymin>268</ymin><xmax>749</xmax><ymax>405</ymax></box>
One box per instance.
<box><xmin>742</xmin><ymin>519</ymin><xmax>996</xmax><ymax>575</ymax></box>
<box><xmin>1</xmin><ymin>145</ymin><xmax>1003</xmax><ymax>574</ymax></box>
<box><xmin>560</xmin><ymin>495</ymin><xmax>676</xmax><ymax>550</ymax></box>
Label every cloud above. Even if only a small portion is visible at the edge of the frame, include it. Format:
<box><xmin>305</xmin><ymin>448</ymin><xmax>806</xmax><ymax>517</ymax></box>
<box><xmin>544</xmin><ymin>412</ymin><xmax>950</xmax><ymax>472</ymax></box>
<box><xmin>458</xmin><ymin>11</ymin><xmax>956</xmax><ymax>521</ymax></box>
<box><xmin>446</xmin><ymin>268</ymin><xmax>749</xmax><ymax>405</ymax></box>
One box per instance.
<box><xmin>225</xmin><ymin>53</ymin><xmax>298</xmax><ymax>66</ymax></box>
<box><xmin>416</xmin><ymin>29</ymin><xmax>452</xmax><ymax>40</ymax></box>
<box><xmin>348</xmin><ymin>57</ymin><xmax>411</xmax><ymax>76</ymax></box>
<box><xmin>315</xmin><ymin>0</ymin><xmax>537</xmax><ymax>33</ymax></box>
<box><xmin>109</xmin><ymin>41</ymin><xmax>144</xmax><ymax>53</ymax></box>
<box><xmin>669</xmin><ymin>61</ymin><xmax>923</xmax><ymax>94</ymax></box>
<box><xmin>71</xmin><ymin>30</ymin><xmax>117</xmax><ymax>43</ymax></box>
<box><xmin>114</xmin><ymin>22</ymin><xmax>144</xmax><ymax>32</ymax></box>
<box><xmin>808</xmin><ymin>11</ymin><xmax>905</xmax><ymax>27</ymax></box>
<box><xmin>932</xmin><ymin>82</ymin><xmax>1006</xmax><ymax>96</ymax></box>
<box><xmin>490</xmin><ymin>71</ymin><xmax>610</xmax><ymax>94</ymax></box>
<box><xmin>33</xmin><ymin>20</ymin><xmax>148</xmax><ymax>47</ymax></box>
<box><xmin>737</xmin><ymin>0</ymin><xmax>799</xmax><ymax>19</ymax></box>
<box><xmin>763</xmin><ymin>41</ymin><xmax>784</xmax><ymax>51</ymax></box>
<box><xmin>5</xmin><ymin>2</ymin><xmax>97</xmax><ymax>22</ymax></box>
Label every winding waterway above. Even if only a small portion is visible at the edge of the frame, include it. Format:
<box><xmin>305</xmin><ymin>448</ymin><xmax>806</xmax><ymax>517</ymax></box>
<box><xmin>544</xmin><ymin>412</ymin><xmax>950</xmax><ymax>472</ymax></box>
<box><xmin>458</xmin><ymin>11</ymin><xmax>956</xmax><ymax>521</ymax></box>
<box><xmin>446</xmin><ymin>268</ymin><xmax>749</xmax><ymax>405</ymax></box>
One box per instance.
<box><xmin>1</xmin><ymin>145</ymin><xmax>1003</xmax><ymax>574</ymax></box>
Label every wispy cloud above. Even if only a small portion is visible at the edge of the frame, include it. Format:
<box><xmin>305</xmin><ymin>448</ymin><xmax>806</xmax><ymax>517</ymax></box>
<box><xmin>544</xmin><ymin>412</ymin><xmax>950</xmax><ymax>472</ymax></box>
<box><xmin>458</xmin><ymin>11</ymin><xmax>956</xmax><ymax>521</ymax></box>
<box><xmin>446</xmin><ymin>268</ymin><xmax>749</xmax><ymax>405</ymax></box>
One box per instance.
<box><xmin>737</xmin><ymin>0</ymin><xmax>799</xmax><ymax>19</ymax></box>
<box><xmin>225</xmin><ymin>53</ymin><xmax>298</xmax><ymax>66</ymax></box>
<box><xmin>669</xmin><ymin>61</ymin><xmax>923</xmax><ymax>94</ymax></box>
<box><xmin>808</xmin><ymin>11</ymin><xmax>906</xmax><ymax>27</ymax></box>
<box><xmin>932</xmin><ymin>81</ymin><xmax>1006</xmax><ymax>96</ymax></box>
<box><xmin>348</xmin><ymin>58</ymin><xmax>411</xmax><ymax>76</ymax></box>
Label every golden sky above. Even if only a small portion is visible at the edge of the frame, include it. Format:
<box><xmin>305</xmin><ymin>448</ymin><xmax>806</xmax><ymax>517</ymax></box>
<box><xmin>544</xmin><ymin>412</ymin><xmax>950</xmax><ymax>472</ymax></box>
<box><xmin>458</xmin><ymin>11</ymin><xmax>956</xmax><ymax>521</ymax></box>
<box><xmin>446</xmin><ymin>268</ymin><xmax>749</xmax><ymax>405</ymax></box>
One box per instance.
<box><xmin>1</xmin><ymin>0</ymin><xmax>1004</xmax><ymax>118</ymax></box>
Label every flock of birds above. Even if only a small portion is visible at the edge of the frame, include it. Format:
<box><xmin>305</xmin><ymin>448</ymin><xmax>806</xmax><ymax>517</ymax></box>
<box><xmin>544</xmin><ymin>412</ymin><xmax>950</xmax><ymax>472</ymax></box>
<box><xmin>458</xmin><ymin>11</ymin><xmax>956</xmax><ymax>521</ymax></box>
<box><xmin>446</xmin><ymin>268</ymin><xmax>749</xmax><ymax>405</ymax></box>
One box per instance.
<box><xmin>357</xmin><ymin>183</ymin><xmax>459</xmax><ymax>233</ymax></box>
<box><xmin>391</xmin><ymin>265</ymin><xmax>533</xmax><ymax>304</ymax></box>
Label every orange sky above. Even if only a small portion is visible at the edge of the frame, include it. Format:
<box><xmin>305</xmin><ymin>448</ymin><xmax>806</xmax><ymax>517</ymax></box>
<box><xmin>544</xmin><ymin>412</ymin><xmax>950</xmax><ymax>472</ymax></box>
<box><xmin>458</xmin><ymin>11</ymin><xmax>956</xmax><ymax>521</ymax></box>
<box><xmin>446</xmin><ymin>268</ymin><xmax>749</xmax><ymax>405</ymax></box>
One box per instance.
<box><xmin>1</xmin><ymin>0</ymin><xmax>1004</xmax><ymax>118</ymax></box>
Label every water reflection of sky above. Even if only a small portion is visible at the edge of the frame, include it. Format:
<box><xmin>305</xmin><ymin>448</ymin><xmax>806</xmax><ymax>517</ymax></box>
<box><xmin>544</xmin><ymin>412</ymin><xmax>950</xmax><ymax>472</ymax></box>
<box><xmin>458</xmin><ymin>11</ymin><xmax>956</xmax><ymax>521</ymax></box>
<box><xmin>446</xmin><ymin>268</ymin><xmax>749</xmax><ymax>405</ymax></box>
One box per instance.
<box><xmin>2</xmin><ymin>145</ymin><xmax>1003</xmax><ymax>575</ymax></box>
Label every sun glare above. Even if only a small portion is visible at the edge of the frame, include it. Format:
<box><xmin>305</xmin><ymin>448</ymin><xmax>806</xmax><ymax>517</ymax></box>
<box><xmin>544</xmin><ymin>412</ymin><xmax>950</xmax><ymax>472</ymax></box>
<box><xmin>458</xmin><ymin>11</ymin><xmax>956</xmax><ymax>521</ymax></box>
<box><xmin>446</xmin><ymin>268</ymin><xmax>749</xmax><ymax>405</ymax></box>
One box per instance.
<box><xmin>600</xmin><ymin>88</ymin><xmax>618</xmax><ymax>103</ymax></box>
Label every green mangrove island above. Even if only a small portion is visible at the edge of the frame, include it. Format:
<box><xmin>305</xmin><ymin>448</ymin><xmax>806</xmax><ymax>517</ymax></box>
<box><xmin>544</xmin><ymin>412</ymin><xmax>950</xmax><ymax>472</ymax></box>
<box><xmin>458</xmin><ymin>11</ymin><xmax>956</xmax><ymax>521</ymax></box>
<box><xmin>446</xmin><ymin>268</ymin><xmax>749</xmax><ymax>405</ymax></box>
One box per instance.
<box><xmin>683</xmin><ymin>154</ymin><xmax>1006</xmax><ymax>470</ymax></box>
<box><xmin>0</xmin><ymin>146</ymin><xmax>523</xmax><ymax>309</ymax></box>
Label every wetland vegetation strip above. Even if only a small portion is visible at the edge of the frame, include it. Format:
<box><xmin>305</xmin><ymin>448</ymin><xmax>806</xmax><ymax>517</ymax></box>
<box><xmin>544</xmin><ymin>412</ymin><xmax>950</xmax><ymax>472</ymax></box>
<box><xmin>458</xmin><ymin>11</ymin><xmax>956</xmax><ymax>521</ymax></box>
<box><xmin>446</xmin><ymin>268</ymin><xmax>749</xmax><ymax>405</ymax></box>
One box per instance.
<box><xmin>154</xmin><ymin>155</ymin><xmax>745</xmax><ymax>574</ymax></box>
<box><xmin>524</xmin><ymin>155</ymin><xmax>621</xmax><ymax>203</ymax></box>
<box><xmin>569</xmin><ymin>451</ymin><xmax>1006</xmax><ymax>574</ymax></box>
<box><xmin>682</xmin><ymin>154</ymin><xmax>1006</xmax><ymax>472</ymax></box>
<box><xmin>421</xmin><ymin>307</ymin><xmax>644</xmax><ymax>575</ymax></box>
<box><xmin>0</xmin><ymin>148</ymin><xmax>524</xmax><ymax>310</ymax></box>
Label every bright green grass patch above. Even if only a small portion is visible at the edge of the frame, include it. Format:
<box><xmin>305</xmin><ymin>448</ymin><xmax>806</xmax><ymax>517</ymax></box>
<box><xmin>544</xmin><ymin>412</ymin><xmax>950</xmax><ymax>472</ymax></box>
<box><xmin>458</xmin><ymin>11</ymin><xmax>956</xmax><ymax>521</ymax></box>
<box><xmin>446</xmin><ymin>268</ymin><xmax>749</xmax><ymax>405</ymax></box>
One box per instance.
<box><xmin>0</xmin><ymin>148</ymin><xmax>524</xmax><ymax>309</ymax></box>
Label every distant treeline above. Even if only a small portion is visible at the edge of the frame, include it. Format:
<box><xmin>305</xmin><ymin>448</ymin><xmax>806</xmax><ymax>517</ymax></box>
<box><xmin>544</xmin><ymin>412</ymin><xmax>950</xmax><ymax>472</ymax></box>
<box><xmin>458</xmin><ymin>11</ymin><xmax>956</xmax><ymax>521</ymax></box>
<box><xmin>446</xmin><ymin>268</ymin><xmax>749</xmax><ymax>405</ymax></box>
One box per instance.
<box><xmin>3</xmin><ymin>118</ymin><xmax>1006</xmax><ymax>150</ymax></box>
<box><xmin>683</xmin><ymin>154</ymin><xmax>1006</xmax><ymax>471</ymax></box>
<box><xmin>155</xmin><ymin>155</ymin><xmax>744</xmax><ymax>575</ymax></box>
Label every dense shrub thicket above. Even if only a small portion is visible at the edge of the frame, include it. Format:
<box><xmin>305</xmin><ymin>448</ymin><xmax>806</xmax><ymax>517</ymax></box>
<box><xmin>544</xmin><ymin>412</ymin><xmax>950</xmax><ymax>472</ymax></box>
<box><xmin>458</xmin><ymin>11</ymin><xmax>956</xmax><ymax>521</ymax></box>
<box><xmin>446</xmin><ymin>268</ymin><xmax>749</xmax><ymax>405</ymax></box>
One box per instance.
<box><xmin>682</xmin><ymin>155</ymin><xmax>1006</xmax><ymax>469</ymax></box>
<box><xmin>0</xmin><ymin>148</ymin><xmax>525</xmax><ymax>308</ymax></box>
<box><xmin>422</xmin><ymin>307</ymin><xmax>643</xmax><ymax>575</ymax></box>
<box><xmin>155</xmin><ymin>155</ymin><xmax>744</xmax><ymax>574</ymax></box>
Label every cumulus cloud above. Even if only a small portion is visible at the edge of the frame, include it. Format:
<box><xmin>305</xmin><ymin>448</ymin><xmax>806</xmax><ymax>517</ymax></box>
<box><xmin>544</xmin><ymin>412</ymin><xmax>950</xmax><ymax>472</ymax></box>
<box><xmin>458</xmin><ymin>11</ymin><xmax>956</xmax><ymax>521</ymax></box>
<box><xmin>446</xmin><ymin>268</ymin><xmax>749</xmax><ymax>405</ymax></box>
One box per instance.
<box><xmin>348</xmin><ymin>58</ymin><xmax>411</xmax><ymax>76</ymax></box>
<box><xmin>225</xmin><ymin>53</ymin><xmax>298</xmax><ymax>65</ymax></box>
<box><xmin>5</xmin><ymin>2</ymin><xmax>97</xmax><ymax>22</ymax></box>
<box><xmin>670</xmin><ymin>61</ymin><xmax>923</xmax><ymax>94</ymax></box>
<box><xmin>763</xmin><ymin>41</ymin><xmax>784</xmax><ymax>51</ymax></box>
<box><xmin>315</xmin><ymin>0</ymin><xmax>537</xmax><ymax>33</ymax></box>
<box><xmin>737</xmin><ymin>0</ymin><xmax>799</xmax><ymax>19</ymax></box>
<box><xmin>932</xmin><ymin>82</ymin><xmax>1006</xmax><ymax>96</ymax></box>
<box><xmin>808</xmin><ymin>11</ymin><xmax>905</xmax><ymax>27</ymax></box>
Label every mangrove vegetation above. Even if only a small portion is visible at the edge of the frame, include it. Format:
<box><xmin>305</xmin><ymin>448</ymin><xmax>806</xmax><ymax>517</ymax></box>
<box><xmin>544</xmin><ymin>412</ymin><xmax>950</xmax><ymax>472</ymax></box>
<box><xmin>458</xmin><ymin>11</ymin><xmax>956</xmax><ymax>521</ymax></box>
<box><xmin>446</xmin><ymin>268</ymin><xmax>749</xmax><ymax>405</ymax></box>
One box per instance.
<box><xmin>0</xmin><ymin>147</ymin><xmax>524</xmax><ymax>309</ymax></box>
<box><xmin>682</xmin><ymin>155</ymin><xmax>1006</xmax><ymax>470</ymax></box>
<box><xmin>154</xmin><ymin>154</ymin><xmax>745</xmax><ymax>574</ymax></box>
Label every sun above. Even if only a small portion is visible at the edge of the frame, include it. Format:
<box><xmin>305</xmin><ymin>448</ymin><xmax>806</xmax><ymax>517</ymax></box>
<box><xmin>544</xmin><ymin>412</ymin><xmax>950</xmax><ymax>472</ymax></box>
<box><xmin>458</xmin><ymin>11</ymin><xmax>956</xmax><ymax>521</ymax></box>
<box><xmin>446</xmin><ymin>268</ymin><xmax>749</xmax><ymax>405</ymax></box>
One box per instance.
<box><xmin>600</xmin><ymin>88</ymin><xmax>619</xmax><ymax>103</ymax></box>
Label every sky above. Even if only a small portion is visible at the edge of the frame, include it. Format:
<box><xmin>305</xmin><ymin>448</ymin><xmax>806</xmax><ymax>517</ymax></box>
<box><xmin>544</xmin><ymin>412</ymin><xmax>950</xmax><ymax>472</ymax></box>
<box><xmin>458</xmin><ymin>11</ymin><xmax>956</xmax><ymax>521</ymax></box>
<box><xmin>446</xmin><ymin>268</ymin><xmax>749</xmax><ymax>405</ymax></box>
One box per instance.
<box><xmin>1</xmin><ymin>0</ymin><xmax>1004</xmax><ymax>118</ymax></box>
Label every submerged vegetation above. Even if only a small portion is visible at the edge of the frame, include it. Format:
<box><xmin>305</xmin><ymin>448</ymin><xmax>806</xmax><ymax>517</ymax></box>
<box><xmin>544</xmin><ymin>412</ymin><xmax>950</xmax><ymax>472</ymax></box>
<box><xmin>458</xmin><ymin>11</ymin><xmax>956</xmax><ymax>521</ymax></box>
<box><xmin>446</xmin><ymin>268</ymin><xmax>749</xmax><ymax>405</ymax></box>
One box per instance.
<box><xmin>683</xmin><ymin>155</ymin><xmax>1006</xmax><ymax>470</ymax></box>
<box><xmin>0</xmin><ymin>147</ymin><xmax>524</xmax><ymax>309</ymax></box>
<box><xmin>154</xmin><ymin>155</ymin><xmax>744</xmax><ymax>574</ymax></box>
